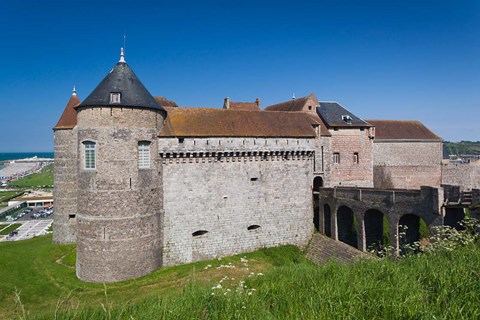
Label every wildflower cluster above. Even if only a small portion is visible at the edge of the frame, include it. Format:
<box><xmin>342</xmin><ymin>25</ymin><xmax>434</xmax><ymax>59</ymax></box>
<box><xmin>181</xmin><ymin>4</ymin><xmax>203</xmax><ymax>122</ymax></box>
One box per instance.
<box><xmin>208</xmin><ymin>256</ymin><xmax>264</xmax><ymax>297</ymax></box>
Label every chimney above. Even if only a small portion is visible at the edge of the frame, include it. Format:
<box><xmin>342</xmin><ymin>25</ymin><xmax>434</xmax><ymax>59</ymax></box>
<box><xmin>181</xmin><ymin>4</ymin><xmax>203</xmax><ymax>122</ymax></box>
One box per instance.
<box><xmin>223</xmin><ymin>97</ymin><xmax>230</xmax><ymax>109</ymax></box>
<box><xmin>255</xmin><ymin>98</ymin><xmax>261</xmax><ymax>109</ymax></box>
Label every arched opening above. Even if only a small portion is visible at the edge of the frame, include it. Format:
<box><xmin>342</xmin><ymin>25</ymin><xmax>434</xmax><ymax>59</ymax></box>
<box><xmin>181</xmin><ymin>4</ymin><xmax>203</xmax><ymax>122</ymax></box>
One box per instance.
<box><xmin>364</xmin><ymin>209</ymin><xmax>389</xmax><ymax>251</ymax></box>
<box><xmin>312</xmin><ymin>177</ymin><xmax>323</xmax><ymax>232</ymax></box>
<box><xmin>313</xmin><ymin>177</ymin><xmax>323</xmax><ymax>192</ymax></box>
<box><xmin>337</xmin><ymin>206</ymin><xmax>357</xmax><ymax>248</ymax></box>
<box><xmin>324</xmin><ymin>204</ymin><xmax>332</xmax><ymax>237</ymax></box>
<box><xmin>444</xmin><ymin>208</ymin><xmax>465</xmax><ymax>230</ymax></box>
<box><xmin>398</xmin><ymin>214</ymin><xmax>429</xmax><ymax>254</ymax></box>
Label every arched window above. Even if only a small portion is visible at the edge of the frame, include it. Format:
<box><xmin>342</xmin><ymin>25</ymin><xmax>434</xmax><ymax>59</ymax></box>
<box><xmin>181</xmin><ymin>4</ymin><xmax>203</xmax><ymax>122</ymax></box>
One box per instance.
<box><xmin>138</xmin><ymin>141</ymin><xmax>151</xmax><ymax>169</ymax></box>
<box><xmin>83</xmin><ymin>141</ymin><xmax>96</xmax><ymax>169</ymax></box>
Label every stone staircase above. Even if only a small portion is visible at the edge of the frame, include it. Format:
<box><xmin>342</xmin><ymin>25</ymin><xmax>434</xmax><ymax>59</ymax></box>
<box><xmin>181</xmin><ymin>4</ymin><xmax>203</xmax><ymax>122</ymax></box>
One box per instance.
<box><xmin>306</xmin><ymin>233</ymin><xmax>373</xmax><ymax>265</ymax></box>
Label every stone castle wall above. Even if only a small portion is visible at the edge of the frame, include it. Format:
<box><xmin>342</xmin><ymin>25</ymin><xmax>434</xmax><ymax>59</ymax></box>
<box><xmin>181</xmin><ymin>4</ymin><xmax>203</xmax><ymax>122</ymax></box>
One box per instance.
<box><xmin>53</xmin><ymin>127</ymin><xmax>78</xmax><ymax>244</ymax></box>
<box><xmin>329</xmin><ymin>128</ymin><xmax>373</xmax><ymax>188</ymax></box>
<box><xmin>442</xmin><ymin>159</ymin><xmax>480</xmax><ymax>190</ymax></box>
<box><xmin>372</xmin><ymin>141</ymin><xmax>442</xmax><ymax>189</ymax></box>
<box><xmin>158</xmin><ymin>137</ymin><xmax>315</xmax><ymax>266</ymax></box>
<box><xmin>75</xmin><ymin>107</ymin><xmax>164</xmax><ymax>282</ymax></box>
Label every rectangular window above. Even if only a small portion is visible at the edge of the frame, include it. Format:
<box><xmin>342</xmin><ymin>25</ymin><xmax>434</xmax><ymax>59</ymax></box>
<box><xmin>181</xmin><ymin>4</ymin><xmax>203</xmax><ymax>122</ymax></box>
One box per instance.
<box><xmin>353</xmin><ymin>152</ymin><xmax>359</xmax><ymax>164</ymax></box>
<box><xmin>333</xmin><ymin>152</ymin><xmax>340</xmax><ymax>164</ymax></box>
<box><xmin>83</xmin><ymin>141</ymin><xmax>96</xmax><ymax>169</ymax></box>
<box><xmin>110</xmin><ymin>92</ymin><xmax>121</xmax><ymax>104</ymax></box>
<box><xmin>138</xmin><ymin>141</ymin><xmax>150</xmax><ymax>169</ymax></box>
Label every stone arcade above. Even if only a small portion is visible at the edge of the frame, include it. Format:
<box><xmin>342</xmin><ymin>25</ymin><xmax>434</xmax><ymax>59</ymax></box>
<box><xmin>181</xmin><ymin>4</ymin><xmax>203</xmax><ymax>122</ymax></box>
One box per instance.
<box><xmin>53</xmin><ymin>50</ymin><xmax>477</xmax><ymax>283</ymax></box>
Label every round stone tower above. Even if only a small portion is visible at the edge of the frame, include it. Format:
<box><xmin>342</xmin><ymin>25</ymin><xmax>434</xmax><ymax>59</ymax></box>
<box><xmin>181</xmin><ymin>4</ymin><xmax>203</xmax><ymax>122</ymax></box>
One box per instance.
<box><xmin>75</xmin><ymin>49</ymin><xmax>166</xmax><ymax>282</ymax></box>
<box><xmin>53</xmin><ymin>87</ymin><xmax>80</xmax><ymax>244</ymax></box>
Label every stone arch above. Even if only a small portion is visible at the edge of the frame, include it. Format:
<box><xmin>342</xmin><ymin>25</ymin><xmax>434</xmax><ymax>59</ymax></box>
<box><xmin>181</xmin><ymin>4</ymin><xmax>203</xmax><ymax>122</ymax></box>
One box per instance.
<box><xmin>364</xmin><ymin>209</ymin><xmax>388</xmax><ymax>250</ymax></box>
<box><xmin>337</xmin><ymin>205</ymin><xmax>357</xmax><ymax>248</ymax></box>
<box><xmin>444</xmin><ymin>208</ymin><xmax>465</xmax><ymax>230</ymax></box>
<box><xmin>324</xmin><ymin>204</ymin><xmax>332</xmax><ymax>237</ymax></box>
<box><xmin>398</xmin><ymin>214</ymin><xmax>430</xmax><ymax>253</ymax></box>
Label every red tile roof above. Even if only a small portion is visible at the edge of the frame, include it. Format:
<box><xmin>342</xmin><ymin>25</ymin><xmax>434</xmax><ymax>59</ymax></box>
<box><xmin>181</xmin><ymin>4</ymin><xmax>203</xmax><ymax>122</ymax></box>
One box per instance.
<box><xmin>159</xmin><ymin>107</ymin><xmax>317</xmax><ymax>138</ymax></box>
<box><xmin>229</xmin><ymin>102</ymin><xmax>260</xmax><ymax>111</ymax></box>
<box><xmin>265</xmin><ymin>96</ymin><xmax>310</xmax><ymax>111</ymax></box>
<box><xmin>154</xmin><ymin>96</ymin><xmax>178</xmax><ymax>108</ymax></box>
<box><xmin>53</xmin><ymin>94</ymin><xmax>80</xmax><ymax>130</ymax></box>
<box><xmin>366</xmin><ymin>120</ymin><xmax>442</xmax><ymax>141</ymax></box>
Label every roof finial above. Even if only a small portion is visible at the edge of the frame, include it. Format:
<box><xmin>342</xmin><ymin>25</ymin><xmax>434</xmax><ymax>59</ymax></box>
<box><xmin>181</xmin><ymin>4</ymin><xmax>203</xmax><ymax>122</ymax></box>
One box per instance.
<box><xmin>72</xmin><ymin>85</ymin><xmax>77</xmax><ymax>96</ymax></box>
<box><xmin>119</xmin><ymin>47</ymin><xmax>126</xmax><ymax>63</ymax></box>
<box><xmin>292</xmin><ymin>93</ymin><xmax>296</xmax><ymax>100</ymax></box>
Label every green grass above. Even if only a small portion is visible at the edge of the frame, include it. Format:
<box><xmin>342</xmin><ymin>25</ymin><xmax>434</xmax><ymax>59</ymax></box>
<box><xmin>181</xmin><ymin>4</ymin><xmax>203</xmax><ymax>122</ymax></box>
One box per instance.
<box><xmin>8</xmin><ymin>164</ymin><xmax>53</xmax><ymax>188</ymax></box>
<box><xmin>0</xmin><ymin>223</ymin><xmax>21</xmax><ymax>235</ymax></box>
<box><xmin>0</xmin><ymin>191</ymin><xmax>24</xmax><ymax>203</ymax></box>
<box><xmin>2</xmin><ymin>235</ymin><xmax>480</xmax><ymax>319</ymax></box>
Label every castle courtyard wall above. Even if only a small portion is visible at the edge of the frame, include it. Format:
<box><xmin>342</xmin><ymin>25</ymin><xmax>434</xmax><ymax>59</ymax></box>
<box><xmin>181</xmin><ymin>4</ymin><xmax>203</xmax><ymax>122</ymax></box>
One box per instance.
<box><xmin>372</xmin><ymin>141</ymin><xmax>442</xmax><ymax>189</ymax></box>
<box><xmin>158</xmin><ymin>137</ymin><xmax>314</xmax><ymax>266</ymax></box>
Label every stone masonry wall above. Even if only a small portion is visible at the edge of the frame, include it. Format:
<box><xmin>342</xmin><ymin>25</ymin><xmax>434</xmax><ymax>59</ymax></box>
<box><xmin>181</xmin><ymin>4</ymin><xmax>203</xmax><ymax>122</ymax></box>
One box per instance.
<box><xmin>372</xmin><ymin>141</ymin><xmax>442</xmax><ymax>189</ymax></box>
<box><xmin>53</xmin><ymin>127</ymin><xmax>78</xmax><ymax>244</ymax></box>
<box><xmin>158</xmin><ymin>137</ymin><xmax>314</xmax><ymax>266</ymax></box>
<box><xmin>329</xmin><ymin>128</ymin><xmax>373</xmax><ymax>187</ymax></box>
<box><xmin>442</xmin><ymin>159</ymin><xmax>480</xmax><ymax>190</ymax></box>
<box><xmin>75</xmin><ymin>107</ymin><xmax>164</xmax><ymax>283</ymax></box>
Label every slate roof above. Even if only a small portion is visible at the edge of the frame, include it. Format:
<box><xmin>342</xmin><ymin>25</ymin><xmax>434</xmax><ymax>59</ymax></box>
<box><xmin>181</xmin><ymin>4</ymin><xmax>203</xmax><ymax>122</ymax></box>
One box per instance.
<box><xmin>77</xmin><ymin>61</ymin><xmax>164</xmax><ymax>112</ymax></box>
<box><xmin>264</xmin><ymin>93</ymin><xmax>315</xmax><ymax>111</ymax></box>
<box><xmin>53</xmin><ymin>92</ymin><xmax>80</xmax><ymax>130</ymax></box>
<box><xmin>229</xmin><ymin>102</ymin><xmax>260</xmax><ymax>111</ymax></box>
<box><xmin>317</xmin><ymin>102</ymin><xmax>371</xmax><ymax>127</ymax></box>
<box><xmin>366</xmin><ymin>120</ymin><xmax>442</xmax><ymax>141</ymax></box>
<box><xmin>159</xmin><ymin>107</ymin><xmax>317</xmax><ymax>138</ymax></box>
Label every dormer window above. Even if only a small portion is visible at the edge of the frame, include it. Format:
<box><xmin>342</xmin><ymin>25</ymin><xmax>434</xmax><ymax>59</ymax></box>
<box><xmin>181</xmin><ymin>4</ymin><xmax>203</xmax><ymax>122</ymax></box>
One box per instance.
<box><xmin>342</xmin><ymin>115</ymin><xmax>352</xmax><ymax>124</ymax></box>
<box><xmin>110</xmin><ymin>93</ymin><xmax>121</xmax><ymax>104</ymax></box>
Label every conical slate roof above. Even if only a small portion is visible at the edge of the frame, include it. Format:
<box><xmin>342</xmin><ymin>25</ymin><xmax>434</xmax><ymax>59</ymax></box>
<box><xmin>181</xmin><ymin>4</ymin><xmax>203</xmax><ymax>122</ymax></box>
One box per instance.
<box><xmin>77</xmin><ymin>52</ymin><xmax>164</xmax><ymax>112</ymax></box>
<box><xmin>54</xmin><ymin>88</ymin><xmax>81</xmax><ymax>130</ymax></box>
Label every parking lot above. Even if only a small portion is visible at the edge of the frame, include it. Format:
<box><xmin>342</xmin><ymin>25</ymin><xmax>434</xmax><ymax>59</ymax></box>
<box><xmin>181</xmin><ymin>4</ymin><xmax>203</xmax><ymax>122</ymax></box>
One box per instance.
<box><xmin>0</xmin><ymin>206</ymin><xmax>53</xmax><ymax>241</ymax></box>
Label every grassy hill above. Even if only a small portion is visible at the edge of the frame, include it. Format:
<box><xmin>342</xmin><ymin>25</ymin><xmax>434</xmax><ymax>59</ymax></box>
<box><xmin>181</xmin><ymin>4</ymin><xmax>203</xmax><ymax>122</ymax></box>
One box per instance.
<box><xmin>444</xmin><ymin>141</ymin><xmax>480</xmax><ymax>156</ymax></box>
<box><xmin>8</xmin><ymin>164</ymin><xmax>53</xmax><ymax>188</ymax></box>
<box><xmin>1</xmin><ymin>235</ymin><xmax>480</xmax><ymax>319</ymax></box>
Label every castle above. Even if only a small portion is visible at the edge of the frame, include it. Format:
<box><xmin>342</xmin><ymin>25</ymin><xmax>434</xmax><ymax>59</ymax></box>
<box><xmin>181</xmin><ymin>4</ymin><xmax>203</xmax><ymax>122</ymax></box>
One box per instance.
<box><xmin>54</xmin><ymin>50</ymin><xmax>461</xmax><ymax>283</ymax></box>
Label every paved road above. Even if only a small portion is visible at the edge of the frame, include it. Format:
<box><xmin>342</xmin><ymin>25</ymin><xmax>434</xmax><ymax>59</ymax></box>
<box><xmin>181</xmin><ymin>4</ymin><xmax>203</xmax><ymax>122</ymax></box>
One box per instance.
<box><xmin>0</xmin><ymin>207</ymin><xmax>53</xmax><ymax>241</ymax></box>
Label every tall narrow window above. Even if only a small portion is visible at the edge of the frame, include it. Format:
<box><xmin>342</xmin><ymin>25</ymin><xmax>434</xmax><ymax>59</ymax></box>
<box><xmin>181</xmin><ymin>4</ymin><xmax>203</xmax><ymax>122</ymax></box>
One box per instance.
<box><xmin>83</xmin><ymin>141</ymin><xmax>96</xmax><ymax>169</ymax></box>
<box><xmin>333</xmin><ymin>152</ymin><xmax>340</xmax><ymax>164</ymax></box>
<box><xmin>353</xmin><ymin>152</ymin><xmax>359</xmax><ymax>164</ymax></box>
<box><xmin>138</xmin><ymin>141</ymin><xmax>151</xmax><ymax>169</ymax></box>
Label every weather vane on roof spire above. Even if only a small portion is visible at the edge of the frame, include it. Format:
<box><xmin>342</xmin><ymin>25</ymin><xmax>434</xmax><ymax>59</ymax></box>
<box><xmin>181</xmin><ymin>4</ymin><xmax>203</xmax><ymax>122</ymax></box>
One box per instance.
<box><xmin>119</xmin><ymin>47</ymin><xmax>126</xmax><ymax>63</ymax></box>
<box><xmin>72</xmin><ymin>85</ymin><xmax>77</xmax><ymax>96</ymax></box>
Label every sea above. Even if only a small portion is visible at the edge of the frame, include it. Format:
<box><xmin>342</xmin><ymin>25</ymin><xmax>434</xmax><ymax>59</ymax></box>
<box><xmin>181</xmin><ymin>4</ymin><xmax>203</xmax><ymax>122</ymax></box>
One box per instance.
<box><xmin>0</xmin><ymin>152</ymin><xmax>54</xmax><ymax>170</ymax></box>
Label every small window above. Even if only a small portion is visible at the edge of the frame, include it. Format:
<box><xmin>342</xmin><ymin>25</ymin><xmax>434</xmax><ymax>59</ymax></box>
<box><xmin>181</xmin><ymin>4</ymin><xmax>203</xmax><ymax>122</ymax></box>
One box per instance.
<box><xmin>178</xmin><ymin>138</ymin><xmax>184</xmax><ymax>143</ymax></box>
<box><xmin>353</xmin><ymin>152</ymin><xmax>359</xmax><ymax>164</ymax></box>
<box><xmin>333</xmin><ymin>152</ymin><xmax>340</xmax><ymax>164</ymax></box>
<box><xmin>110</xmin><ymin>92</ymin><xmax>121</xmax><ymax>104</ymax></box>
<box><xmin>138</xmin><ymin>141</ymin><xmax>151</xmax><ymax>169</ymax></box>
<box><xmin>247</xmin><ymin>225</ymin><xmax>261</xmax><ymax>230</ymax></box>
<box><xmin>250</xmin><ymin>177</ymin><xmax>258</xmax><ymax>181</ymax></box>
<box><xmin>192</xmin><ymin>230</ymin><xmax>208</xmax><ymax>236</ymax></box>
<box><xmin>83</xmin><ymin>141</ymin><xmax>96</xmax><ymax>169</ymax></box>
<box><xmin>308</xmin><ymin>105</ymin><xmax>312</xmax><ymax>110</ymax></box>
<box><xmin>68</xmin><ymin>214</ymin><xmax>76</xmax><ymax>219</ymax></box>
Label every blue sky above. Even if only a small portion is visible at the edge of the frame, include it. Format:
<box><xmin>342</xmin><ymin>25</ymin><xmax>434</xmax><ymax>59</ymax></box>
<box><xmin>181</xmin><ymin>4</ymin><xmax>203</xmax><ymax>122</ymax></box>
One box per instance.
<box><xmin>0</xmin><ymin>0</ymin><xmax>479</xmax><ymax>151</ymax></box>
